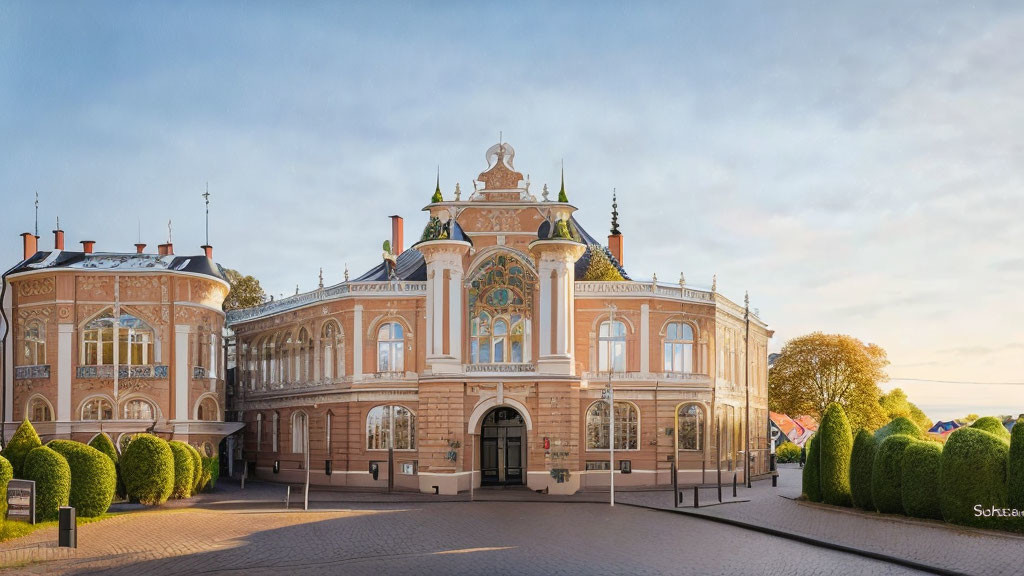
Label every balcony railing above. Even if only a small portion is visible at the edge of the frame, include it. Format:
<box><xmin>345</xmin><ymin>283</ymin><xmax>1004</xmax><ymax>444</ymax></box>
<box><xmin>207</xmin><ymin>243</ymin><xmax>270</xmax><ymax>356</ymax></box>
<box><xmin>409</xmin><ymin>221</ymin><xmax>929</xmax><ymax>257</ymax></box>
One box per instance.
<box><xmin>226</xmin><ymin>281</ymin><xmax>428</xmax><ymax>324</ymax></box>
<box><xmin>15</xmin><ymin>365</ymin><xmax>50</xmax><ymax>380</ymax></box>
<box><xmin>76</xmin><ymin>365</ymin><xmax>169</xmax><ymax>379</ymax></box>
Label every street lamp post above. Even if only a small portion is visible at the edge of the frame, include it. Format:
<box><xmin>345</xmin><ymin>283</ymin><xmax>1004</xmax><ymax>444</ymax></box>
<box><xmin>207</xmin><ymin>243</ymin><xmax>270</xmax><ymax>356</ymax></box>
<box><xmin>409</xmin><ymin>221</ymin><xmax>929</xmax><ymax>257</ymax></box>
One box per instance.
<box><xmin>605</xmin><ymin>303</ymin><xmax>617</xmax><ymax>507</ymax></box>
<box><xmin>304</xmin><ymin>415</ymin><xmax>310</xmax><ymax>510</ymax></box>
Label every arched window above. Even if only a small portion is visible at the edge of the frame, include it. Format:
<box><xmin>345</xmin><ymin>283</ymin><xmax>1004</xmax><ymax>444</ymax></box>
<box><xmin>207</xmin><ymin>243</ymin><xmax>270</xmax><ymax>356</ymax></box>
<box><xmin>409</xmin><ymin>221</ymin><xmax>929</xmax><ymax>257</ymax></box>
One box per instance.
<box><xmin>197</xmin><ymin>397</ymin><xmax>219</xmax><ymax>421</ymax></box>
<box><xmin>321</xmin><ymin>321</ymin><xmax>343</xmax><ymax>381</ymax></box>
<box><xmin>23</xmin><ymin>320</ymin><xmax>46</xmax><ymax>365</ymax></box>
<box><xmin>366</xmin><ymin>405</ymin><xmax>416</xmax><ymax>450</ymax></box>
<box><xmin>664</xmin><ymin>322</ymin><xmax>695</xmax><ymax>373</ymax></box>
<box><xmin>123</xmin><ymin>398</ymin><xmax>155</xmax><ymax>420</ymax></box>
<box><xmin>27</xmin><ymin>396</ymin><xmax>53</xmax><ymax>422</ymax></box>
<box><xmin>81</xmin><ymin>397</ymin><xmax>114</xmax><ymax>421</ymax></box>
<box><xmin>585</xmin><ymin>401</ymin><xmax>639</xmax><ymax>450</ymax></box>
<box><xmin>297</xmin><ymin>328</ymin><xmax>310</xmax><ymax>382</ymax></box>
<box><xmin>677</xmin><ymin>403</ymin><xmax>704</xmax><ymax>451</ymax></box>
<box><xmin>262</xmin><ymin>337</ymin><xmax>273</xmax><ymax>387</ymax></box>
<box><xmin>277</xmin><ymin>332</ymin><xmax>292</xmax><ymax>384</ymax></box>
<box><xmin>82</xmin><ymin>310</ymin><xmax>154</xmax><ymax>366</ymax></box>
<box><xmin>598</xmin><ymin>321</ymin><xmax>627</xmax><ymax>372</ymax></box>
<box><xmin>468</xmin><ymin>253</ymin><xmax>534</xmax><ymax>364</ymax></box>
<box><xmin>291</xmin><ymin>411</ymin><xmax>308</xmax><ymax>453</ymax></box>
<box><xmin>377</xmin><ymin>322</ymin><xmax>404</xmax><ymax>372</ymax></box>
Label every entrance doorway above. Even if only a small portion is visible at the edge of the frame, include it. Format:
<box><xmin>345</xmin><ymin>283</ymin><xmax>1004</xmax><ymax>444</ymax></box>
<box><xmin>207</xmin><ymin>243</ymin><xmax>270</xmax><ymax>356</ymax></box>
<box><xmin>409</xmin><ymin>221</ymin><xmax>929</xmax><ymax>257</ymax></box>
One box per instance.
<box><xmin>480</xmin><ymin>407</ymin><xmax>525</xmax><ymax>486</ymax></box>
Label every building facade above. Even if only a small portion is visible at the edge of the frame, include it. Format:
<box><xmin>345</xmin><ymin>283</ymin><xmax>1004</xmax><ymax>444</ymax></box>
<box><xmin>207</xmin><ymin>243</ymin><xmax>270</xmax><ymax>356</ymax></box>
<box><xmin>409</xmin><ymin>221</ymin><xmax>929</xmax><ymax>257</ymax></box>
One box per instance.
<box><xmin>1</xmin><ymin>232</ymin><xmax>237</xmax><ymax>456</ymax></box>
<box><xmin>228</xmin><ymin>142</ymin><xmax>773</xmax><ymax>495</ymax></box>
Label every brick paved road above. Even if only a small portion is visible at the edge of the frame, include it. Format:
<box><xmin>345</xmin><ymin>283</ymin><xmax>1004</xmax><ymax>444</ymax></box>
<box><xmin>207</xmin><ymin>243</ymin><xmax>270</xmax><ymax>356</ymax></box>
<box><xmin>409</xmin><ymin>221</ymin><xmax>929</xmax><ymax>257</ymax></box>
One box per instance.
<box><xmin>3</xmin><ymin>501</ymin><xmax>926</xmax><ymax>576</ymax></box>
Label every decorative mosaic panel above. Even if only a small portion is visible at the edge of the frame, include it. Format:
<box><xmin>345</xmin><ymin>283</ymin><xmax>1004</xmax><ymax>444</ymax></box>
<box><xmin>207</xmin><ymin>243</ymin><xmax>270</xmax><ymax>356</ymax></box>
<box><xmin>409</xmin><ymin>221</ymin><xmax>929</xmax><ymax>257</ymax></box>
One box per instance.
<box><xmin>15</xmin><ymin>365</ymin><xmax>50</xmax><ymax>380</ymax></box>
<box><xmin>76</xmin><ymin>365</ymin><xmax>169</xmax><ymax>379</ymax></box>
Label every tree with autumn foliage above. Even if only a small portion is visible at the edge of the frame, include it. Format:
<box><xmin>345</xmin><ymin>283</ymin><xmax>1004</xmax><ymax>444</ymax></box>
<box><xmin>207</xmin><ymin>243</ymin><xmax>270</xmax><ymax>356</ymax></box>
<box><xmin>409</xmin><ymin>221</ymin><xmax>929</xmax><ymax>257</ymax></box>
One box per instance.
<box><xmin>769</xmin><ymin>333</ymin><xmax>889</xmax><ymax>430</ymax></box>
<box><xmin>222</xmin><ymin>268</ymin><xmax>267</xmax><ymax>311</ymax></box>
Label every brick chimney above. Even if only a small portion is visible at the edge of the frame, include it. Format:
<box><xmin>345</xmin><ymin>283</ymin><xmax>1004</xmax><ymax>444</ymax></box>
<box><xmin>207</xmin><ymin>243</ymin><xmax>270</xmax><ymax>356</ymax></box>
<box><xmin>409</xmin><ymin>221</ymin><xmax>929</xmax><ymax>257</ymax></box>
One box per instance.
<box><xmin>81</xmin><ymin>240</ymin><xmax>95</xmax><ymax>254</ymax></box>
<box><xmin>20</xmin><ymin>233</ymin><xmax>38</xmax><ymax>261</ymax></box>
<box><xmin>53</xmin><ymin>228</ymin><xmax>65</xmax><ymax>250</ymax></box>
<box><xmin>201</xmin><ymin>245</ymin><xmax>213</xmax><ymax>259</ymax></box>
<box><xmin>158</xmin><ymin>243</ymin><xmax>173</xmax><ymax>256</ymax></box>
<box><xmin>390</xmin><ymin>215</ymin><xmax>404</xmax><ymax>256</ymax></box>
<box><xmin>135</xmin><ymin>243</ymin><xmax>147</xmax><ymax>254</ymax></box>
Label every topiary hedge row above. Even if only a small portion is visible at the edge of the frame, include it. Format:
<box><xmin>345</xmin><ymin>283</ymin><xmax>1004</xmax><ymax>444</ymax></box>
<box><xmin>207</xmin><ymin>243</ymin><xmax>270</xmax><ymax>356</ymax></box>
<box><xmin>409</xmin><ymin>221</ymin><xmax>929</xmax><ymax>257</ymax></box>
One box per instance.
<box><xmin>802</xmin><ymin>434</ymin><xmax>822</xmax><ymax>502</ymax></box>
<box><xmin>186</xmin><ymin>444</ymin><xmax>202</xmax><ymax>493</ymax></box>
<box><xmin>1009</xmin><ymin>418</ymin><xmax>1024</xmax><ymax>513</ymax></box>
<box><xmin>940</xmin><ymin>427</ymin><xmax>1009</xmax><ymax>530</ymax></box>
<box><xmin>88</xmin><ymin>433</ymin><xmax>124</xmax><ymax>499</ymax></box>
<box><xmin>874</xmin><ymin>417</ymin><xmax>922</xmax><ymax>443</ymax></box>
<box><xmin>121</xmin><ymin>434</ymin><xmax>175</xmax><ymax>505</ymax></box>
<box><xmin>871</xmin><ymin>434</ymin><xmax>915</xmax><ymax>515</ymax></box>
<box><xmin>849</xmin><ymin>429</ymin><xmax>877</xmax><ymax>511</ymax></box>
<box><xmin>0</xmin><ymin>455</ymin><xmax>13</xmax><ymax>522</ymax></box>
<box><xmin>901</xmin><ymin>441</ymin><xmax>943</xmax><ymax>520</ymax></box>
<box><xmin>23</xmin><ymin>446</ymin><xmax>71</xmax><ymax>521</ymax></box>
<box><xmin>168</xmin><ymin>441</ymin><xmax>196</xmax><ymax>499</ymax></box>
<box><xmin>198</xmin><ymin>456</ymin><xmax>219</xmax><ymax>492</ymax></box>
<box><xmin>817</xmin><ymin>403</ymin><xmax>853</xmax><ymax>507</ymax></box>
<box><xmin>970</xmin><ymin>416</ymin><xmax>1011</xmax><ymax>441</ymax></box>
<box><xmin>1</xmin><ymin>420</ymin><xmax>42</xmax><ymax>478</ymax></box>
<box><xmin>48</xmin><ymin>440</ymin><xmax>117</xmax><ymax>517</ymax></box>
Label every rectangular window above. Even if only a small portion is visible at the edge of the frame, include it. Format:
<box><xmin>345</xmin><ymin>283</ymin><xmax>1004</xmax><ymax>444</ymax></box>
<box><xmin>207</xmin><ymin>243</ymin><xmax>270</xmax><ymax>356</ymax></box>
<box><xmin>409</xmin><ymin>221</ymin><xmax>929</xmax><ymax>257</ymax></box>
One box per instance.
<box><xmin>585</xmin><ymin>461</ymin><xmax>611</xmax><ymax>471</ymax></box>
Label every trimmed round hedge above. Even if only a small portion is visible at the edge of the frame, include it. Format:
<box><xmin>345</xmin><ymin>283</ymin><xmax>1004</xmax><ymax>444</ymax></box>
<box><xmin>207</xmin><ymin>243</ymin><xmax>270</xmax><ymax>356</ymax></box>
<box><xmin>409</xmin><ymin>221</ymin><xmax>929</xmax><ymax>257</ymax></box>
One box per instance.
<box><xmin>818</xmin><ymin>403</ymin><xmax>853</xmax><ymax>507</ymax></box>
<box><xmin>186</xmin><ymin>444</ymin><xmax>202</xmax><ymax>493</ymax></box>
<box><xmin>871</xmin><ymin>434</ymin><xmax>915</xmax><ymax>514</ymax></box>
<box><xmin>874</xmin><ymin>417</ymin><xmax>922</xmax><ymax>443</ymax></box>
<box><xmin>901</xmin><ymin>441</ymin><xmax>943</xmax><ymax>520</ymax></box>
<box><xmin>849</xmin><ymin>429</ymin><xmax>877</xmax><ymax>511</ymax></box>
<box><xmin>941</xmin><ymin>427</ymin><xmax>1009</xmax><ymax>529</ymax></box>
<box><xmin>970</xmin><ymin>416</ymin><xmax>1011</xmax><ymax>441</ymax></box>
<box><xmin>202</xmin><ymin>456</ymin><xmax>219</xmax><ymax>492</ymax></box>
<box><xmin>88</xmin><ymin>433</ymin><xmax>124</xmax><ymax>499</ymax></box>
<box><xmin>802</xmin><ymin>434</ymin><xmax>822</xmax><ymax>502</ymax></box>
<box><xmin>0</xmin><ymin>455</ymin><xmax>13</xmax><ymax>520</ymax></box>
<box><xmin>48</xmin><ymin>440</ymin><xmax>117</xmax><ymax>517</ymax></box>
<box><xmin>776</xmin><ymin>442</ymin><xmax>801</xmax><ymax>464</ymax></box>
<box><xmin>121</xmin><ymin>434</ymin><xmax>175</xmax><ymax>506</ymax></box>
<box><xmin>1</xmin><ymin>419</ymin><xmax>42</xmax><ymax>478</ymax></box>
<box><xmin>1009</xmin><ymin>418</ymin><xmax>1024</xmax><ymax>512</ymax></box>
<box><xmin>168</xmin><ymin>441</ymin><xmax>196</xmax><ymax>499</ymax></box>
<box><xmin>23</xmin><ymin>446</ymin><xmax>71</xmax><ymax>521</ymax></box>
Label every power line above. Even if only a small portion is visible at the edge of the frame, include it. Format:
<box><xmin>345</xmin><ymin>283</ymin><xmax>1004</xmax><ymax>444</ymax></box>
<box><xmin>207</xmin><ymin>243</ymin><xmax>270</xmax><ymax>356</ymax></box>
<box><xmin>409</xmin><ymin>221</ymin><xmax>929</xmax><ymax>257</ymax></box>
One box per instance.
<box><xmin>889</xmin><ymin>377</ymin><xmax>1024</xmax><ymax>387</ymax></box>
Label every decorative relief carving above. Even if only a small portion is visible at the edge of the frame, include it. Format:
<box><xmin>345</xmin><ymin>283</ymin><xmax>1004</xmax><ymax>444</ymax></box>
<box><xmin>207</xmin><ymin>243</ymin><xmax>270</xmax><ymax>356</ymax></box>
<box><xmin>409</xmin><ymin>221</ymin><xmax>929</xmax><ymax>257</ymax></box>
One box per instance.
<box><xmin>17</xmin><ymin>278</ymin><xmax>54</xmax><ymax>297</ymax></box>
<box><xmin>121</xmin><ymin>276</ymin><xmax>161</xmax><ymax>301</ymax></box>
<box><xmin>57</xmin><ymin>305</ymin><xmax>72</xmax><ymax>321</ymax></box>
<box><xmin>18</xmin><ymin>308</ymin><xmax>52</xmax><ymax>321</ymax></box>
<box><xmin>78</xmin><ymin>276</ymin><xmax>113</xmax><ymax>300</ymax></box>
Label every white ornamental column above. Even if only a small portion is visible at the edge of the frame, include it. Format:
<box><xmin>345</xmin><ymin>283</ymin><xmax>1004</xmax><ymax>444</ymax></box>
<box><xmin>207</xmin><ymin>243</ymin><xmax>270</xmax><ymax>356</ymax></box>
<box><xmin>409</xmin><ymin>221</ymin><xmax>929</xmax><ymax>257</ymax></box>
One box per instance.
<box><xmin>530</xmin><ymin>237</ymin><xmax>586</xmax><ymax>376</ymax></box>
<box><xmin>416</xmin><ymin>239</ymin><xmax>471</xmax><ymax>374</ymax></box>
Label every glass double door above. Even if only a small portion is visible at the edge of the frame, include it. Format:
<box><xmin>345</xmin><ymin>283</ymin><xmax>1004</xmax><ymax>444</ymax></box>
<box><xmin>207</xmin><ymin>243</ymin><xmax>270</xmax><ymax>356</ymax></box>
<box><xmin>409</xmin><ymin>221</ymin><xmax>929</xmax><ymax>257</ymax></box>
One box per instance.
<box><xmin>480</xmin><ymin>407</ymin><xmax>524</xmax><ymax>486</ymax></box>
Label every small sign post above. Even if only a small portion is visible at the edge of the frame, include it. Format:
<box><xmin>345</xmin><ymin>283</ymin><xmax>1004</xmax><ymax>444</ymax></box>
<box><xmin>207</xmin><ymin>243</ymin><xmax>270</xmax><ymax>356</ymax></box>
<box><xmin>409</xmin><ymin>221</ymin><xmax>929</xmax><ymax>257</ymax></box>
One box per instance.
<box><xmin>6</xmin><ymin>479</ymin><xmax>36</xmax><ymax>524</ymax></box>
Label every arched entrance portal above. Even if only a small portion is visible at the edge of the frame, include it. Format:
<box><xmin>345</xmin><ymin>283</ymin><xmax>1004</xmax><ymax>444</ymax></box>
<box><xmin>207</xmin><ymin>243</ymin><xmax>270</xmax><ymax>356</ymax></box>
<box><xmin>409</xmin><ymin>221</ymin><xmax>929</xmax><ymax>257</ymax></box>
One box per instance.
<box><xmin>480</xmin><ymin>407</ymin><xmax>525</xmax><ymax>486</ymax></box>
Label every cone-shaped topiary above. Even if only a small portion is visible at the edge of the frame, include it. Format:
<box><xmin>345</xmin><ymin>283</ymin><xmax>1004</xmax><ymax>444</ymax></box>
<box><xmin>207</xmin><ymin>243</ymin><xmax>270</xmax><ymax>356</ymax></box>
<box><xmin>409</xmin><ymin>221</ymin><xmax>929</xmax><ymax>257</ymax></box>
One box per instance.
<box><xmin>168</xmin><ymin>441</ymin><xmax>196</xmax><ymax>499</ymax></box>
<box><xmin>818</xmin><ymin>403</ymin><xmax>854</xmax><ymax>506</ymax></box>
<box><xmin>871</xmin><ymin>434</ymin><xmax>915</xmax><ymax>514</ymax></box>
<box><xmin>88</xmin><ymin>433</ymin><xmax>124</xmax><ymax>499</ymax></box>
<box><xmin>580</xmin><ymin>245</ymin><xmax>625</xmax><ymax>281</ymax></box>
<box><xmin>23</xmin><ymin>445</ymin><xmax>71</xmax><ymax>521</ymax></box>
<box><xmin>0</xmin><ymin>455</ymin><xmax>13</xmax><ymax>520</ymax></box>
<box><xmin>941</xmin><ymin>427</ymin><xmax>1009</xmax><ymax>529</ymax></box>
<box><xmin>901</xmin><ymin>441</ymin><xmax>943</xmax><ymax>520</ymax></box>
<box><xmin>874</xmin><ymin>417</ymin><xmax>922</xmax><ymax>443</ymax></box>
<box><xmin>1010</xmin><ymin>418</ymin><xmax>1024</xmax><ymax>512</ymax></box>
<box><xmin>970</xmin><ymin>416</ymin><xmax>1011</xmax><ymax>441</ymax></box>
<box><xmin>1</xmin><ymin>419</ymin><xmax>42</xmax><ymax>478</ymax></box>
<box><xmin>802</xmin><ymin>434</ymin><xmax>822</xmax><ymax>502</ymax></box>
<box><xmin>186</xmin><ymin>444</ymin><xmax>202</xmax><ymax>493</ymax></box>
<box><xmin>47</xmin><ymin>440</ymin><xmax>117</xmax><ymax>517</ymax></box>
<box><xmin>849</xmin><ymin>429</ymin><xmax>877</xmax><ymax>511</ymax></box>
<box><xmin>121</xmin><ymin>434</ymin><xmax>175</xmax><ymax>506</ymax></box>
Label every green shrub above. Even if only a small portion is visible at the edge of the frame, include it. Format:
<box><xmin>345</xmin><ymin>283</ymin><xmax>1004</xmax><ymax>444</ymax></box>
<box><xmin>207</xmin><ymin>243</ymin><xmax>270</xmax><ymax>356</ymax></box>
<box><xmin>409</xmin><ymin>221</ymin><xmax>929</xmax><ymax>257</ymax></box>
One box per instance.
<box><xmin>871</xmin><ymin>434</ymin><xmax>915</xmax><ymax>514</ymax></box>
<box><xmin>802</xmin><ymin>434</ymin><xmax>822</xmax><ymax>502</ymax></box>
<box><xmin>22</xmin><ymin>446</ymin><xmax>71</xmax><ymax>521</ymax></box>
<box><xmin>1</xmin><ymin>420</ymin><xmax>42</xmax><ymax>478</ymax></box>
<box><xmin>1009</xmin><ymin>418</ymin><xmax>1024</xmax><ymax>512</ymax></box>
<box><xmin>775</xmin><ymin>442</ymin><xmax>801</xmax><ymax>464</ymax></box>
<box><xmin>901</xmin><ymin>441</ymin><xmax>943</xmax><ymax>520</ymax></box>
<box><xmin>0</xmin><ymin>455</ymin><xmax>13</xmax><ymax>520</ymax></box>
<box><xmin>186</xmin><ymin>444</ymin><xmax>202</xmax><ymax>493</ymax></box>
<box><xmin>874</xmin><ymin>417</ymin><xmax>922</xmax><ymax>443</ymax></box>
<box><xmin>47</xmin><ymin>440</ymin><xmax>117</xmax><ymax>517</ymax></box>
<box><xmin>818</xmin><ymin>403</ymin><xmax>853</xmax><ymax>507</ymax></box>
<box><xmin>120</xmin><ymin>434</ymin><xmax>174</xmax><ymax>506</ymax></box>
<box><xmin>941</xmin><ymin>427</ymin><xmax>1009</xmax><ymax>529</ymax></box>
<box><xmin>88</xmin><ymin>433</ymin><xmax>124</xmax><ymax>499</ymax></box>
<box><xmin>199</xmin><ymin>456</ymin><xmax>219</xmax><ymax>492</ymax></box>
<box><xmin>168</xmin><ymin>441</ymin><xmax>196</xmax><ymax>499</ymax></box>
<box><xmin>970</xmin><ymin>416</ymin><xmax>1011</xmax><ymax>441</ymax></box>
<box><xmin>849</xmin><ymin>429</ymin><xmax>877</xmax><ymax>511</ymax></box>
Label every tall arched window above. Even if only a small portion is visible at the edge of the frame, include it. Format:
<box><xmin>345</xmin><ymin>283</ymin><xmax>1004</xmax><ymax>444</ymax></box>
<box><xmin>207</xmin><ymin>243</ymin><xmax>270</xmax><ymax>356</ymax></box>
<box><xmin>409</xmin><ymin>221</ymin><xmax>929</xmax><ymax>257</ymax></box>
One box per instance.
<box><xmin>197</xmin><ymin>396</ymin><xmax>219</xmax><ymax>421</ymax></box>
<box><xmin>377</xmin><ymin>322</ymin><xmax>404</xmax><ymax>372</ymax></box>
<box><xmin>321</xmin><ymin>321</ymin><xmax>343</xmax><ymax>381</ymax></box>
<box><xmin>296</xmin><ymin>328</ymin><xmax>310</xmax><ymax>382</ymax></box>
<box><xmin>82</xmin><ymin>310</ymin><xmax>154</xmax><ymax>365</ymax></box>
<box><xmin>123</xmin><ymin>398</ymin><xmax>156</xmax><ymax>420</ymax></box>
<box><xmin>598</xmin><ymin>320</ymin><xmax>627</xmax><ymax>372</ymax></box>
<box><xmin>82</xmin><ymin>310</ymin><xmax>115</xmax><ymax>365</ymax></box>
<box><xmin>277</xmin><ymin>332</ymin><xmax>293</xmax><ymax>384</ymax></box>
<box><xmin>262</xmin><ymin>337</ymin><xmax>273</xmax><ymax>387</ymax></box>
<box><xmin>27</xmin><ymin>396</ymin><xmax>53</xmax><ymax>422</ymax></box>
<box><xmin>119</xmin><ymin>313</ymin><xmax>154</xmax><ymax>366</ymax></box>
<box><xmin>366</xmin><ymin>405</ymin><xmax>416</xmax><ymax>450</ymax></box>
<box><xmin>468</xmin><ymin>253</ymin><xmax>534</xmax><ymax>365</ymax></box>
<box><xmin>585</xmin><ymin>401</ymin><xmax>639</xmax><ymax>450</ymax></box>
<box><xmin>81</xmin><ymin>397</ymin><xmax>114</xmax><ymax>421</ymax></box>
<box><xmin>291</xmin><ymin>411</ymin><xmax>308</xmax><ymax>453</ymax></box>
<box><xmin>677</xmin><ymin>403</ymin><xmax>704</xmax><ymax>451</ymax></box>
<box><xmin>23</xmin><ymin>320</ymin><xmax>46</xmax><ymax>365</ymax></box>
<box><xmin>664</xmin><ymin>322</ymin><xmax>695</xmax><ymax>373</ymax></box>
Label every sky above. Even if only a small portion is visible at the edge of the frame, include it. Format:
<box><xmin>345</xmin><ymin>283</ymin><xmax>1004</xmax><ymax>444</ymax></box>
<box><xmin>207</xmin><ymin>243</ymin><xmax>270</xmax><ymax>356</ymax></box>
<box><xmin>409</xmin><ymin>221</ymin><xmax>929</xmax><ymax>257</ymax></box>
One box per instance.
<box><xmin>1</xmin><ymin>2</ymin><xmax>1022</xmax><ymax>421</ymax></box>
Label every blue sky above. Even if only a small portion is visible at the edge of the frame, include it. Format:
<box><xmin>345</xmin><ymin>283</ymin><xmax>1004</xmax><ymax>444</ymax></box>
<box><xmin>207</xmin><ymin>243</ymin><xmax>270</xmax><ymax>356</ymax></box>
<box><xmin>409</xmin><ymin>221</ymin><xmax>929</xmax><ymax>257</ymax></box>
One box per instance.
<box><xmin>2</xmin><ymin>2</ymin><xmax>1022</xmax><ymax>421</ymax></box>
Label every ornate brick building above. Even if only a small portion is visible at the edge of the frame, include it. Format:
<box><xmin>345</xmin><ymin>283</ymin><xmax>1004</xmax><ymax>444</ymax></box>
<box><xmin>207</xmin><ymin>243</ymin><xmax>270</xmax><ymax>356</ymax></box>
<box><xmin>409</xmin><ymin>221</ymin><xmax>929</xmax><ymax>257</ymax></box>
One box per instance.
<box><xmin>228</xmin><ymin>141</ymin><xmax>773</xmax><ymax>494</ymax></box>
<box><xmin>1</xmin><ymin>231</ymin><xmax>237</xmax><ymax>456</ymax></box>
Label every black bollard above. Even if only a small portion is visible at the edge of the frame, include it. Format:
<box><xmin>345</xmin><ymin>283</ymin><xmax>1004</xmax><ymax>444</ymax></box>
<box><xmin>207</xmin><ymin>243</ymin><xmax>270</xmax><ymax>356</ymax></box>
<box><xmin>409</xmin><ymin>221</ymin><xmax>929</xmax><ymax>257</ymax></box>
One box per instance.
<box><xmin>733</xmin><ymin>472</ymin><xmax>738</xmax><ymax>498</ymax></box>
<box><xmin>772</xmin><ymin>473</ymin><xmax>778</xmax><ymax>487</ymax></box>
<box><xmin>694</xmin><ymin>485</ymin><xmax>700</xmax><ymax>508</ymax></box>
<box><xmin>58</xmin><ymin>507</ymin><xmax>77</xmax><ymax>548</ymax></box>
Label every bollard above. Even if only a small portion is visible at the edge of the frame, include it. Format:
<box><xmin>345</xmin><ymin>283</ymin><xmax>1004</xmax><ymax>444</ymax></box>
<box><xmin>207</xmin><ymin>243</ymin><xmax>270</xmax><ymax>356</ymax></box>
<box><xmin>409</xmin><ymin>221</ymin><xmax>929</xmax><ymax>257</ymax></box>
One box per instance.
<box><xmin>772</xmin><ymin>474</ymin><xmax>778</xmax><ymax>487</ymax></box>
<box><xmin>693</xmin><ymin>486</ymin><xmax>700</xmax><ymax>508</ymax></box>
<box><xmin>58</xmin><ymin>507</ymin><xmax>76</xmax><ymax>548</ymax></box>
<box><xmin>285</xmin><ymin>486</ymin><xmax>291</xmax><ymax>509</ymax></box>
<box><xmin>671</xmin><ymin>461</ymin><xmax>679</xmax><ymax>508</ymax></box>
<box><xmin>733</xmin><ymin>472</ymin><xmax>738</xmax><ymax>498</ymax></box>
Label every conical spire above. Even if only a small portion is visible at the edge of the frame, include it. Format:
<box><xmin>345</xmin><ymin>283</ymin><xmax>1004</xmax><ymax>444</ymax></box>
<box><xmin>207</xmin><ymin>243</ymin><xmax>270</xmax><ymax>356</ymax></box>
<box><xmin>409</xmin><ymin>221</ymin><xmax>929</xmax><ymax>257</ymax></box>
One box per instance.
<box><xmin>431</xmin><ymin>167</ymin><xmax>443</xmax><ymax>203</ymax></box>
<box><xmin>557</xmin><ymin>160</ymin><xmax>568</xmax><ymax>203</ymax></box>
<box><xmin>610</xmin><ymin>189</ymin><xmax>620</xmax><ymax>235</ymax></box>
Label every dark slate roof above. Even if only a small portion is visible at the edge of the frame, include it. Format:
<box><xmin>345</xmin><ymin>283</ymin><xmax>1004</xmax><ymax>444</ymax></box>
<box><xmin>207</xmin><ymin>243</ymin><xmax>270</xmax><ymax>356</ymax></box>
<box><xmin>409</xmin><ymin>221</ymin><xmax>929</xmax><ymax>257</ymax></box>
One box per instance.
<box><xmin>567</xmin><ymin>217</ymin><xmax>630</xmax><ymax>280</ymax></box>
<box><xmin>353</xmin><ymin>247</ymin><xmax>428</xmax><ymax>281</ymax></box>
<box><xmin>4</xmin><ymin>251</ymin><xmax>229</xmax><ymax>282</ymax></box>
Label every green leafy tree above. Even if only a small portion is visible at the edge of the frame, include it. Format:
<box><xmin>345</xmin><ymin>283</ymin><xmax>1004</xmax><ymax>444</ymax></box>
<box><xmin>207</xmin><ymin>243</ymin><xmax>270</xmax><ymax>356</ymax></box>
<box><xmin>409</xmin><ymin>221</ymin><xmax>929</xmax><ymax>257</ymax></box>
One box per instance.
<box><xmin>1</xmin><ymin>420</ymin><xmax>42</xmax><ymax>478</ymax></box>
<box><xmin>817</xmin><ymin>403</ymin><xmax>853</xmax><ymax>506</ymax></box>
<box><xmin>769</xmin><ymin>333</ymin><xmax>889</xmax><ymax>431</ymax></box>
<box><xmin>222</xmin><ymin>268</ymin><xmax>267</xmax><ymax>311</ymax></box>
<box><xmin>878</xmin><ymin>388</ymin><xmax>932</xmax><ymax>433</ymax></box>
<box><xmin>580</xmin><ymin>245</ymin><xmax>625</xmax><ymax>281</ymax></box>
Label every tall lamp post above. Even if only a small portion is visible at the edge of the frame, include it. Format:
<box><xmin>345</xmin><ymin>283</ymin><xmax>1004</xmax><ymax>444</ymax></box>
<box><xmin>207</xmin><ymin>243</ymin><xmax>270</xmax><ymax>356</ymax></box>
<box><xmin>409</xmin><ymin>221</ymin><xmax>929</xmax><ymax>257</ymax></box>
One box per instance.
<box><xmin>604</xmin><ymin>303</ymin><xmax>617</xmax><ymax>507</ymax></box>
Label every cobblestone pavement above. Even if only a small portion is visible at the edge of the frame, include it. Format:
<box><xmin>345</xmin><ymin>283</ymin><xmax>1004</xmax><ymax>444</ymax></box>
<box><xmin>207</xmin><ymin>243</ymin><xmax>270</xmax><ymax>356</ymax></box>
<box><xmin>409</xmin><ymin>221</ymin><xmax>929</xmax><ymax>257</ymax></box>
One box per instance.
<box><xmin>1</xmin><ymin>500</ymin><xmax>926</xmax><ymax>576</ymax></box>
<box><xmin>617</xmin><ymin>464</ymin><xmax>1024</xmax><ymax>576</ymax></box>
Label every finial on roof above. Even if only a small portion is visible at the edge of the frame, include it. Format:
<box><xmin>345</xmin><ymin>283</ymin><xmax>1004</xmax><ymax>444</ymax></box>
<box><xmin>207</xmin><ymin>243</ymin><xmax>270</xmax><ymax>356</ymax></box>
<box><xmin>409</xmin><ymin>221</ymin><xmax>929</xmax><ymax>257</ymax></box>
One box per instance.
<box><xmin>745</xmin><ymin>290</ymin><xmax>750</xmax><ymax>309</ymax></box>
<box><xmin>296</xmin><ymin>284</ymin><xmax>300</xmax><ymax>295</ymax></box>
<box><xmin>454</xmin><ymin>182</ymin><xmax>461</xmax><ymax>201</ymax></box>
<box><xmin>610</xmin><ymin>189</ymin><xmax>620</xmax><ymax>235</ymax></box>
<box><xmin>167</xmin><ymin>220</ymin><xmax>173</xmax><ymax>244</ymax></box>
<box><xmin>34</xmin><ymin>191</ymin><xmax>39</xmax><ymax>237</ymax></box>
<box><xmin>558</xmin><ymin>160</ymin><xmax>568</xmax><ymax>202</ymax></box>
<box><xmin>344</xmin><ymin>263</ymin><xmax>350</xmax><ymax>282</ymax></box>
<box><xmin>679</xmin><ymin>272</ymin><xmax>686</xmax><ymax>288</ymax></box>
<box><xmin>56</xmin><ymin>215</ymin><xmax>60</xmax><ymax>231</ymax></box>
<box><xmin>431</xmin><ymin>167</ymin><xmax>443</xmax><ymax>203</ymax></box>
<box><xmin>712</xmin><ymin>274</ymin><xmax>717</xmax><ymax>293</ymax></box>
<box><xmin>652</xmin><ymin>272</ymin><xmax>657</xmax><ymax>284</ymax></box>
<box><xmin>319</xmin><ymin>267</ymin><xmax>324</xmax><ymax>290</ymax></box>
<box><xmin>542</xmin><ymin>183</ymin><xmax>549</xmax><ymax>202</ymax></box>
